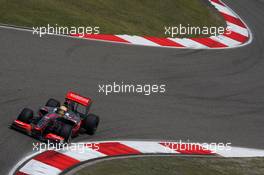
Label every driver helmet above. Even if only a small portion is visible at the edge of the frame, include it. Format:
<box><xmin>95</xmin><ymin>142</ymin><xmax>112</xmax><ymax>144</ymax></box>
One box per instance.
<box><xmin>57</xmin><ymin>105</ymin><xmax>68</xmax><ymax>116</ymax></box>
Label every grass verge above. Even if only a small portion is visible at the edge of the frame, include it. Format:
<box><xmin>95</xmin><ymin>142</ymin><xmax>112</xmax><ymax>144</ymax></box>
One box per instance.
<box><xmin>0</xmin><ymin>0</ymin><xmax>225</xmax><ymax>37</ymax></box>
<box><xmin>74</xmin><ymin>156</ymin><xmax>264</xmax><ymax>175</ymax></box>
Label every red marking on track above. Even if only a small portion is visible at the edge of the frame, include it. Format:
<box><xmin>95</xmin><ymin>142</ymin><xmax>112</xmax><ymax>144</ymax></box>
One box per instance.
<box><xmin>95</xmin><ymin>142</ymin><xmax>141</xmax><ymax>156</ymax></box>
<box><xmin>191</xmin><ymin>38</ymin><xmax>227</xmax><ymax>48</ymax></box>
<box><xmin>220</xmin><ymin>12</ymin><xmax>246</xmax><ymax>28</ymax></box>
<box><xmin>210</xmin><ymin>0</ymin><xmax>225</xmax><ymax>6</ymax></box>
<box><xmin>223</xmin><ymin>31</ymin><xmax>248</xmax><ymax>43</ymax></box>
<box><xmin>143</xmin><ymin>36</ymin><xmax>185</xmax><ymax>47</ymax></box>
<box><xmin>33</xmin><ymin>150</ymin><xmax>80</xmax><ymax>170</ymax></box>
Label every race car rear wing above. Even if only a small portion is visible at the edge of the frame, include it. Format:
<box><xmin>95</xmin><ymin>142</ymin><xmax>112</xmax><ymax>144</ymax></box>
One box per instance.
<box><xmin>66</xmin><ymin>91</ymin><xmax>92</xmax><ymax>106</ymax></box>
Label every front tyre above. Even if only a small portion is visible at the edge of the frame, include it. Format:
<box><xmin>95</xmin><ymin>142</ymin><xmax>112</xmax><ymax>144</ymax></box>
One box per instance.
<box><xmin>17</xmin><ymin>108</ymin><xmax>34</xmax><ymax>124</ymax></box>
<box><xmin>46</xmin><ymin>98</ymin><xmax>60</xmax><ymax>107</ymax></box>
<box><xmin>84</xmin><ymin>114</ymin><xmax>99</xmax><ymax>135</ymax></box>
<box><xmin>56</xmin><ymin>124</ymin><xmax>73</xmax><ymax>143</ymax></box>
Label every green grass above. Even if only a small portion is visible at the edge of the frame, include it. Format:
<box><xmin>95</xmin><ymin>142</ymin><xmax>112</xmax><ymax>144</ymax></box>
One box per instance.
<box><xmin>74</xmin><ymin>156</ymin><xmax>264</xmax><ymax>175</ymax></box>
<box><xmin>0</xmin><ymin>0</ymin><xmax>225</xmax><ymax>37</ymax></box>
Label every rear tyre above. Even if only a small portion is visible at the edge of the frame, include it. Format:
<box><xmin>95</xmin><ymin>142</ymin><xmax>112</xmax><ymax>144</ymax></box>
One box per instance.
<box><xmin>46</xmin><ymin>98</ymin><xmax>60</xmax><ymax>107</ymax></box>
<box><xmin>84</xmin><ymin>114</ymin><xmax>99</xmax><ymax>135</ymax></box>
<box><xmin>17</xmin><ymin>108</ymin><xmax>34</xmax><ymax>124</ymax></box>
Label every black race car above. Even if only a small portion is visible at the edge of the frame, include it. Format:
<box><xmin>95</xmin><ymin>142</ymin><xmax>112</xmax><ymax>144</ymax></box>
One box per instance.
<box><xmin>11</xmin><ymin>92</ymin><xmax>100</xmax><ymax>143</ymax></box>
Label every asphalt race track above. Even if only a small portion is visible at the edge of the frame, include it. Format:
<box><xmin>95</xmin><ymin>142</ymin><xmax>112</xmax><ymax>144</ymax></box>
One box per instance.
<box><xmin>0</xmin><ymin>0</ymin><xmax>264</xmax><ymax>174</ymax></box>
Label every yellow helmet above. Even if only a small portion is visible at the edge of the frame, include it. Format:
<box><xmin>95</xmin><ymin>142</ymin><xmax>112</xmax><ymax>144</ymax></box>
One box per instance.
<box><xmin>57</xmin><ymin>105</ymin><xmax>68</xmax><ymax>116</ymax></box>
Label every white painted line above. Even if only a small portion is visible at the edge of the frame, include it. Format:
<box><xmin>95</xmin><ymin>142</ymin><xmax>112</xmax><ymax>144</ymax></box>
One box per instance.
<box><xmin>116</xmin><ymin>35</ymin><xmax>160</xmax><ymax>46</ymax></box>
<box><xmin>19</xmin><ymin>159</ymin><xmax>61</xmax><ymax>175</ymax></box>
<box><xmin>210</xmin><ymin>35</ymin><xmax>241</xmax><ymax>46</ymax></box>
<box><xmin>227</xmin><ymin>22</ymin><xmax>249</xmax><ymax>37</ymax></box>
<box><xmin>121</xmin><ymin>141</ymin><xmax>179</xmax><ymax>154</ymax></box>
<box><xmin>211</xmin><ymin>2</ymin><xmax>237</xmax><ymax>18</ymax></box>
<box><xmin>58</xmin><ymin>148</ymin><xmax>106</xmax><ymax>161</ymax></box>
<box><xmin>168</xmin><ymin>38</ymin><xmax>208</xmax><ymax>49</ymax></box>
<box><xmin>216</xmin><ymin>147</ymin><xmax>264</xmax><ymax>157</ymax></box>
<box><xmin>8</xmin><ymin>151</ymin><xmax>43</xmax><ymax>175</ymax></box>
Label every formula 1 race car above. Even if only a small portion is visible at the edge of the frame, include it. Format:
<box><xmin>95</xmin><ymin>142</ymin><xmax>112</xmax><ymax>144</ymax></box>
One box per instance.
<box><xmin>11</xmin><ymin>92</ymin><xmax>100</xmax><ymax>143</ymax></box>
